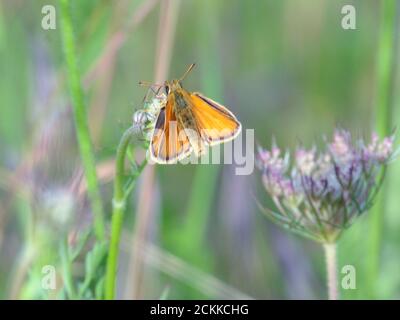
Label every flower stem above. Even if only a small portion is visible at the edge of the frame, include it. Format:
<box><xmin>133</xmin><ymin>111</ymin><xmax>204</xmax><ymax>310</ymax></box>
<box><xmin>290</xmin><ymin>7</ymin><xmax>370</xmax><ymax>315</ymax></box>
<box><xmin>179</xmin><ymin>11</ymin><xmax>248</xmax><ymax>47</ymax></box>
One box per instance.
<box><xmin>59</xmin><ymin>0</ymin><xmax>105</xmax><ymax>241</ymax></box>
<box><xmin>105</xmin><ymin>126</ymin><xmax>140</xmax><ymax>300</ymax></box>
<box><xmin>323</xmin><ymin>243</ymin><xmax>338</xmax><ymax>300</ymax></box>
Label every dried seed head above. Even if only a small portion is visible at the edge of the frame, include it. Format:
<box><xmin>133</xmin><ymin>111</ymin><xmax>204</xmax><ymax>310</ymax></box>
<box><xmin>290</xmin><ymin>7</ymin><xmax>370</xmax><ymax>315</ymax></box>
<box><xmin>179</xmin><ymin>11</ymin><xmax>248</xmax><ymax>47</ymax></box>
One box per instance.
<box><xmin>132</xmin><ymin>92</ymin><xmax>167</xmax><ymax>140</ymax></box>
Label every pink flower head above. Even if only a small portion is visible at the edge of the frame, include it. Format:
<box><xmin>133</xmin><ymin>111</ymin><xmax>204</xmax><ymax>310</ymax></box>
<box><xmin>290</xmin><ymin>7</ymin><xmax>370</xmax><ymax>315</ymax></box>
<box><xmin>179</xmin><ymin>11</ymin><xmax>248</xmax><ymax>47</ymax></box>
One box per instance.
<box><xmin>257</xmin><ymin>129</ymin><xmax>395</xmax><ymax>243</ymax></box>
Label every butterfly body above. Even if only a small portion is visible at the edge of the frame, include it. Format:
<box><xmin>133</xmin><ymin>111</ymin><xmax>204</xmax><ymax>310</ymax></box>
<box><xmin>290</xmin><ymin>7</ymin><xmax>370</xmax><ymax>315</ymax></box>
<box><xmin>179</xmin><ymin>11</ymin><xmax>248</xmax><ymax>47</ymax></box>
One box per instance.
<box><xmin>144</xmin><ymin>65</ymin><xmax>241</xmax><ymax>164</ymax></box>
<box><xmin>165</xmin><ymin>81</ymin><xmax>206</xmax><ymax>156</ymax></box>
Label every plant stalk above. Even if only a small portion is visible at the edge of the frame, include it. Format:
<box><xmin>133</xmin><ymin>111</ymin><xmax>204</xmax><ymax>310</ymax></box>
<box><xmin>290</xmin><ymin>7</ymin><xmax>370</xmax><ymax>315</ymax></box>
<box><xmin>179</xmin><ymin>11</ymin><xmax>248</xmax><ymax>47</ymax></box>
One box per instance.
<box><xmin>105</xmin><ymin>126</ymin><xmax>139</xmax><ymax>299</ymax></box>
<box><xmin>323</xmin><ymin>242</ymin><xmax>338</xmax><ymax>300</ymax></box>
<box><xmin>59</xmin><ymin>0</ymin><xmax>105</xmax><ymax>241</ymax></box>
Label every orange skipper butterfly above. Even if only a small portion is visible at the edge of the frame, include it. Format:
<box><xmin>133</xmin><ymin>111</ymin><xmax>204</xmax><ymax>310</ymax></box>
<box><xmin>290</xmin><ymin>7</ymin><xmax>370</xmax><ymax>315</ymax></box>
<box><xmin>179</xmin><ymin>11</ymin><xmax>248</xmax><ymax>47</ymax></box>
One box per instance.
<box><xmin>140</xmin><ymin>64</ymin><xmax>241</xmax><ymax>164</ymax></box>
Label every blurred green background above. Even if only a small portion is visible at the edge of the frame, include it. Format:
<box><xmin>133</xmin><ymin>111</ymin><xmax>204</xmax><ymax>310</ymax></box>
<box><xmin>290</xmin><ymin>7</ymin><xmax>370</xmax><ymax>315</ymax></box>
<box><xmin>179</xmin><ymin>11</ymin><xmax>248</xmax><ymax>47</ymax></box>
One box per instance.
<box><xmin>0</xmin><ymin>0</ymin><xmax>399</xmax><ymax>299</ymax></box>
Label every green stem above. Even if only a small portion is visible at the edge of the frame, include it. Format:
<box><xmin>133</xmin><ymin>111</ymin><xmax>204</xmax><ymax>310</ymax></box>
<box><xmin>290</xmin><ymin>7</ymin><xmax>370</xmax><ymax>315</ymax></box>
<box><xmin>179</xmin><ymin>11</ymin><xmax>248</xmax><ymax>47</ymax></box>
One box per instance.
<box><xmin>60</xmin><ymin>239</ymin><xmax>77</xmax><ymax>299</ymax></box>
<box><xmin>59</xmin><ymin>0</ymin><xmax>105</xmax><ymax>241</ymax></box>
<box><xmin>367</xmin><ymin>0</ymin><xmax>396</xmax><ymax>296</ymax></box>
<box><xmin>323</xmin><ymin>242</ymin><xmax>338</xmax><ymax>300</ymax></box>
<box><xmin>105</xmin><ymin>126</ymin><xmax>140</xmax><ymax>300</ymax></box>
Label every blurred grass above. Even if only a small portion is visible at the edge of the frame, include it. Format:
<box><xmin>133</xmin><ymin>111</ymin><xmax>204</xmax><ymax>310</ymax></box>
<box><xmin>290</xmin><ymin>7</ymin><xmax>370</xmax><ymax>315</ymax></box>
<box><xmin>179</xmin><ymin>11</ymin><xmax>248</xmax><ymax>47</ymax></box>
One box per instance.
<box><xmin>162</xmin><ymin>0</ymin><xmax>224</xmax><ymax>298</ymax></box>
<box><xmin>59</xmin><ymin>0</ymin><xmax>105</xmax><ymax>240</ymax></box>
<box><xmin>175</xmin><ymin>0</ymin><xmax>224</xmax><ymax>266</ymax></box>
<box><xmin>367</xmin><ymin>0</ymin><xmax>397</xmax><ymax>298</ymax></box>
<box><xmin>60</xmin><ymin>238</ymin><xmax>77</xmax><ymax>299</ymax></box>
<box><xmin>0</xmin><ymin>0</ymin><xmax>399</xmax><ymax>300</ymax></box>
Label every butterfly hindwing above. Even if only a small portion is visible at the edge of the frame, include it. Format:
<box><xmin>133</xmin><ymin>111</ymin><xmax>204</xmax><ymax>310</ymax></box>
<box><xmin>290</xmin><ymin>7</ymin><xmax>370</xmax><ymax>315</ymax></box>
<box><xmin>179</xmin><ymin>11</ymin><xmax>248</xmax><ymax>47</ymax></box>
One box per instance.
<box><xmin>150</xmin><ymin>101</ymin><xmax>192</xmax><ymax>163</ymax></box>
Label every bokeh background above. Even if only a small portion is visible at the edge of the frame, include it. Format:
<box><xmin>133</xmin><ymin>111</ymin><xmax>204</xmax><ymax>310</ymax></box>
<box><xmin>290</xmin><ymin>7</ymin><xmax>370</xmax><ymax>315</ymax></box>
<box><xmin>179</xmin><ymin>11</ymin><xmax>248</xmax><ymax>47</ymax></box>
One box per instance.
<box><xmin>0</xmin><ymin>0</ymin><xmax>399</xmax><ymax>299</ymax></box>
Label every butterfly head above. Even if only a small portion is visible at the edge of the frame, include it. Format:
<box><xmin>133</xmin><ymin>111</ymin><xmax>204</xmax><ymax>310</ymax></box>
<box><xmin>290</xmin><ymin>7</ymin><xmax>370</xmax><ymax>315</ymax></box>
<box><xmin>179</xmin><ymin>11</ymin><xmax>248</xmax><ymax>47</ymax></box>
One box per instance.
<box><xmin>165</xmin><ymin>63</ymin><xmax>195</xmax><ymax>95</ymax></box>
<box><xmin>164</xmin><ymin>79</ymin><xmax>183</xmax><ymax>96</ymax></box>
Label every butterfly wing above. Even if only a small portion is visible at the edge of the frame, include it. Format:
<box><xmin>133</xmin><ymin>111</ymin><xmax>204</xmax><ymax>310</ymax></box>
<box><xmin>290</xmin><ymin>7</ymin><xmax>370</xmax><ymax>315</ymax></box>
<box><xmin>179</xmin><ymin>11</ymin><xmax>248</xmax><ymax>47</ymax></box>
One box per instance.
<box><xmin>189</xmin><ymin>92</ymin><xmax>241</xmax><ymax>146</ymax></box>
<box><xmin>150</xmin><ymin>100</ymin><xmax>193</xmax><ymax>164</ymax></box>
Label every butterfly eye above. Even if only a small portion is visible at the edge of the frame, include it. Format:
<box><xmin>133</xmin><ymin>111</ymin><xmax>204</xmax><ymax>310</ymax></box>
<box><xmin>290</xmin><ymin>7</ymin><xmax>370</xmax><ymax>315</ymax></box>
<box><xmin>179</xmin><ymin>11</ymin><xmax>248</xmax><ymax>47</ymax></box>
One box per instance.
<box><xmin>165</xmin><ymin>85</ymin><xmax>170</xmax><ymax>94</ymax></box>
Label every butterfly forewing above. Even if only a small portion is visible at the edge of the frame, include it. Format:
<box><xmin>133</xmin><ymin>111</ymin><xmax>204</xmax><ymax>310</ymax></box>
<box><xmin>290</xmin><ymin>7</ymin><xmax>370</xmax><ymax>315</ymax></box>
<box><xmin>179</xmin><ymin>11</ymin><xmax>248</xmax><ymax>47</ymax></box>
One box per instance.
<box><xmin>189</xmin><ymin>93</ymin><xmax>241</xmax><ymax>146</ymax></box>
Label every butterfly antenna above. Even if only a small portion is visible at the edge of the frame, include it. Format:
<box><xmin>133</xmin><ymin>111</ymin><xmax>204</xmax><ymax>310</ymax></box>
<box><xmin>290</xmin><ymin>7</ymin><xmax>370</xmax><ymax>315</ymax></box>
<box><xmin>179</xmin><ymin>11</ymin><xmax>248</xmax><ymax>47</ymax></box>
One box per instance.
<box><xmin>179</xmin><ymin>63</ymin><xmax>196</xmax><ymax>82</ymax></box>
<box><xmin>139</xmin><ymin>81</ymin><xmax>164</xmax><ymax>87</ymax></box>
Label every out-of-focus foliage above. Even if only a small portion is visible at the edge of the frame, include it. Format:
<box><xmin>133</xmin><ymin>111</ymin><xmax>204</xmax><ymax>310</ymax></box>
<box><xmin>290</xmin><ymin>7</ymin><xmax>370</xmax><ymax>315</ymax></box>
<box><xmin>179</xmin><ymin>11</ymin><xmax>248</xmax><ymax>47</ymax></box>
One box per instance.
<box><xmin>0</xmin><ymin>0</ymin><xmax>399</xmax><ymax>300</ymax></box>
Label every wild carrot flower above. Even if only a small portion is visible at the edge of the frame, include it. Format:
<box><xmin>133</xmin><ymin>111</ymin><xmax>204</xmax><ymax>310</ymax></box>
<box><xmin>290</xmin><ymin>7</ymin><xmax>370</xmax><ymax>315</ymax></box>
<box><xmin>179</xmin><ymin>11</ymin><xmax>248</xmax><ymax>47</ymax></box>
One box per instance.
<box><xmin>257</xmin><ymin>129</ymin><xmax>395</xmax><ymax>243</ymax></box>
<box><xmin>257</xmin><ymin>129</ymin><xmax>396</xmax><ymax>300</ymax></box>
